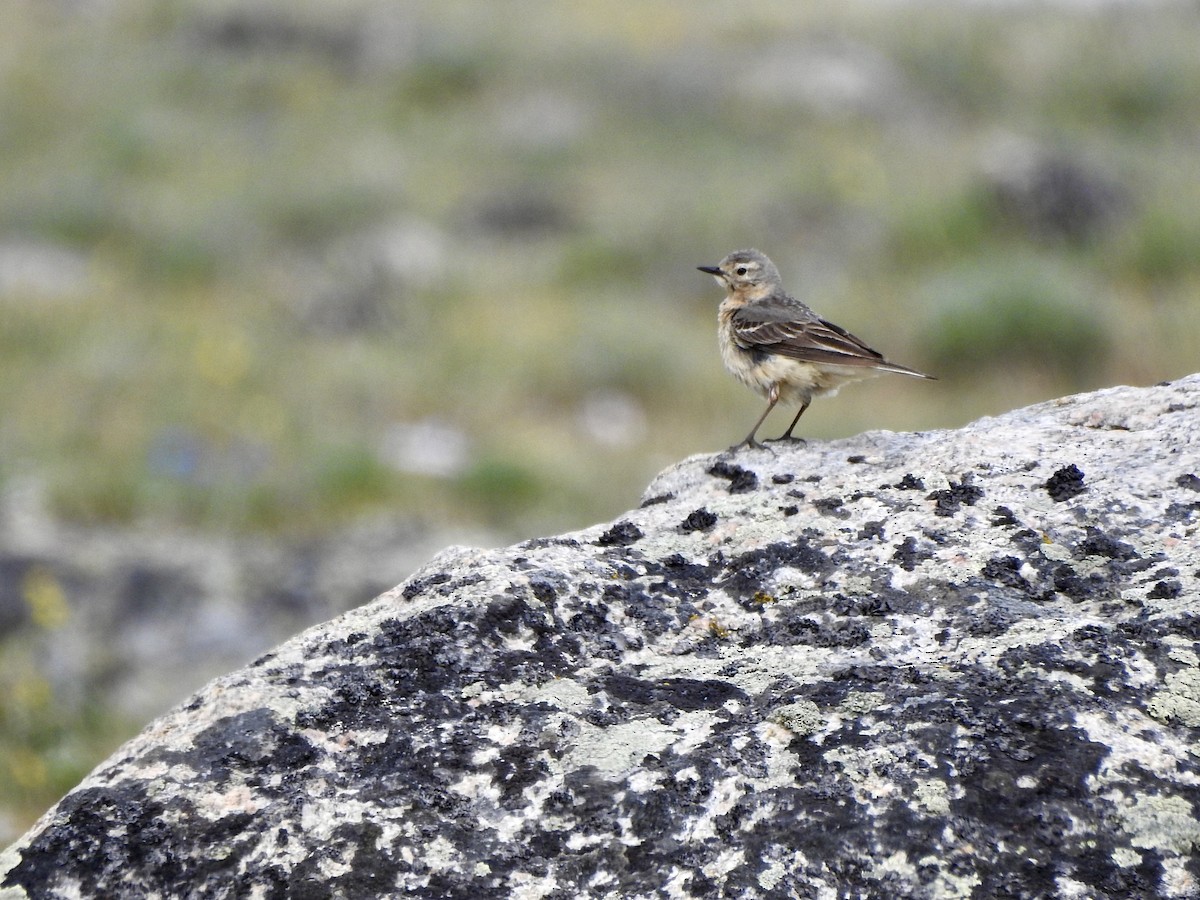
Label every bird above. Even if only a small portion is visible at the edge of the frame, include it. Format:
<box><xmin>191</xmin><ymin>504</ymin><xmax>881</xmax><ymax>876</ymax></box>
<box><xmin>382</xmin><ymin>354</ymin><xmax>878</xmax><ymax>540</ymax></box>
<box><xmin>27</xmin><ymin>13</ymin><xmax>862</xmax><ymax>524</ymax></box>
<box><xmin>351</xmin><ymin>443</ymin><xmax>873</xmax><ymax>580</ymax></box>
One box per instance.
<box><xmin>698</xmin><ymin>248</ymin><xmax>934</xmax><ymax>452</ymax></box>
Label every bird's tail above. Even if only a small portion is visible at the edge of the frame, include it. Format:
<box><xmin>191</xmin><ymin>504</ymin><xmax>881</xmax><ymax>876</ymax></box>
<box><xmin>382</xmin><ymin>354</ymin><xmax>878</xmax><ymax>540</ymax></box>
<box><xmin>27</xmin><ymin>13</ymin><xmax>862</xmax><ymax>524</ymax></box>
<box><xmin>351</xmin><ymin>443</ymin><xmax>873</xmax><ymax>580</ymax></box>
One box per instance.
<box><xmin>880</xmin><ymin>360</ymin><xmax>936</xmax><ymax>380</ymax></box>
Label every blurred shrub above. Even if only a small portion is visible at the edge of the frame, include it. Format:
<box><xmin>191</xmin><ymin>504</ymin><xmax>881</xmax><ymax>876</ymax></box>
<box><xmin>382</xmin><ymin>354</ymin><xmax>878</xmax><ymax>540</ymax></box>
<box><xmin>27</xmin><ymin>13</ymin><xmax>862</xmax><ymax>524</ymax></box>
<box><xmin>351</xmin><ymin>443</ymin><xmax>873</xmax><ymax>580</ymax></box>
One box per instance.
<box><xmin>0</xmin><ymin>641</ymin><xmax>135</xmax><ymax>843</ymax></box>
<box><xmin>453</xmin><ymin>457</ymin><xmax>548</xmax><ymax>525</ymax></box>
<box><xmin>6</xmin><ymin>178</ymin><xmax>115</xmax><ymax>247</ymax></box>
<box><xmin>52</xmin><ymin>468</ymin><xmax>143</xmax><ymax>525</ymax></box>
<box><xmin>314</xmin><ymin>445</ymin><xmax>396</xmax><ymax>512</ymax></box>
<box><xmin>137</xmin><ymin>231</ymin><xmax>224</xmax><ymax>283</ymax></box>
<box><xmin>888</xmin><ymin>185</ymin><xmax>999</xmax><ymax>266</ymax></box>
<box><xmin>1049</xmin><ymin>48</ymin><xmax>1198</xmax><ymax>133</ymax></box>
<box><xmin>557</xmin><ymin>239</ymin><xmax>644</xmax><ymax>287</ymax></box>
<box><xmin>265</xmin><ymin>184</ymin><xmax>392</xmax><ymax>244</ymax></box>
<box><xmin>393</xmin><ymin>56</ymin><xmax>489</xmax><ymax>109</ymax></box>
<box><xmin>923</xmin><ymin>261</ymin><xmax>1110</xmax><ymax>381</ymax></box>
<box><xmin>1120</xmin><ymin>210</ymin><xmax>1200</xmax><ymax>283</ymax></box>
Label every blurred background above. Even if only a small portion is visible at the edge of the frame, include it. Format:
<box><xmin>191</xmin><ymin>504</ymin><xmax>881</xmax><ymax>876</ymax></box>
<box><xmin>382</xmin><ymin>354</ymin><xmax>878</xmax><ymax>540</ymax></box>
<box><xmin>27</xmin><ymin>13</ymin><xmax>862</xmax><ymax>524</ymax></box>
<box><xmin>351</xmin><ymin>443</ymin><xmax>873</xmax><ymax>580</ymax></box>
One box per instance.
<box><xmin>2</xmin><ymin>0</ymin><xmax>1199</xmax><ymax>842</ymax></box>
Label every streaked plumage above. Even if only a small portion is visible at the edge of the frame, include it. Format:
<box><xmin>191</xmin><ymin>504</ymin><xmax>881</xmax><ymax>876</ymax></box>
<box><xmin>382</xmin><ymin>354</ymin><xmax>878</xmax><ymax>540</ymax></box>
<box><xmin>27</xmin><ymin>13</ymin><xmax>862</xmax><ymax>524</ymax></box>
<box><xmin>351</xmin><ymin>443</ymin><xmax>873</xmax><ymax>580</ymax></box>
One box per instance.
<box><xmin>699</xmin><ymin>248</ymin><xmax>933</xmax><ymax>451</ymax></box>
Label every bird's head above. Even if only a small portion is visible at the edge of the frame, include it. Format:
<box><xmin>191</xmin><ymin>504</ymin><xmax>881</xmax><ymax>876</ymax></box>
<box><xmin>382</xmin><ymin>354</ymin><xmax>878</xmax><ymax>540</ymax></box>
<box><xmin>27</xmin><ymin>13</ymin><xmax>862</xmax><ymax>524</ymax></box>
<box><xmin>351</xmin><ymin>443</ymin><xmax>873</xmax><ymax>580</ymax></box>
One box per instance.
<box><xmin>698</xmin><ymin>249</ymin><xmax>781</xmax><ymax>295</ymax></box>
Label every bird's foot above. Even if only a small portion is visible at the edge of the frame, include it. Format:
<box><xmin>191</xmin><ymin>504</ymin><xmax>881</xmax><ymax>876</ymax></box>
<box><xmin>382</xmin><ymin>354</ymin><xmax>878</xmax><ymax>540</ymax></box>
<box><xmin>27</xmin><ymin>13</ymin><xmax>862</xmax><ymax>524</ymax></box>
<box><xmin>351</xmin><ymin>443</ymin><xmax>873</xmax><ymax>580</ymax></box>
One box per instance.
<box><xmin>727</xmin><ymin>438</ymin><xmax>776</xmax><ymax>455</ymax></box>
<box><xmin>764</xmin><ymin>435</ymin><xmax>807</xmax><ymax>446</ymax></box>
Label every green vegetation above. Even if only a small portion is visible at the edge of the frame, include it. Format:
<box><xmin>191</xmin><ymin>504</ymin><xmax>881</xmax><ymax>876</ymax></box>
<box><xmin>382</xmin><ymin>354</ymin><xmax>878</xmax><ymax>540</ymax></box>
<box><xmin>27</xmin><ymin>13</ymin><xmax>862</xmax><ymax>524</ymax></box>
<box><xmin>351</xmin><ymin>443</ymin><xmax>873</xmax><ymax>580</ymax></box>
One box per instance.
<box><xmin>0</xmin><ymin>570</ymin><xmax>139</xmax><ymax>837</ymax></box>
<box><xmin>922</xmin><ymin>257</ymin><xmax>1111</xmax><ymax>384</ymax></box>
<box><xmin>3</xmin><ymin>0</ymin><xmax>1200</xmax><ymax>841</ymax></box>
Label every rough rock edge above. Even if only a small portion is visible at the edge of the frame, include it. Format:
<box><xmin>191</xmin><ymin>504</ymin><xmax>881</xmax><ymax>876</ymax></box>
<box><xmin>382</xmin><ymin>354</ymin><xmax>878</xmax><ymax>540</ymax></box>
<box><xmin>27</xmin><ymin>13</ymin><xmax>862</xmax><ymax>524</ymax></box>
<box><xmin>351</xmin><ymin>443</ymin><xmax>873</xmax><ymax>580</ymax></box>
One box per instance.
<box><xmin>2</xmin><ymin>375</ymin><xmax>1200</xmax><ymax>900</ymax></box>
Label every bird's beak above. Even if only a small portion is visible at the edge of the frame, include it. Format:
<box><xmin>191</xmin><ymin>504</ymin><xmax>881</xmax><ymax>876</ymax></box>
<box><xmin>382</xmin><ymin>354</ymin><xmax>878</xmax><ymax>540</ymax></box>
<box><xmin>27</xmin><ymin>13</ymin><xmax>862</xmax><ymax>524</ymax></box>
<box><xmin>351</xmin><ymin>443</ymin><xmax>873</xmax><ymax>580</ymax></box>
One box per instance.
<box><xmin>697</xmin><ymin>265</ymin><xmax>722</xmax><ymax>275</ymax></box>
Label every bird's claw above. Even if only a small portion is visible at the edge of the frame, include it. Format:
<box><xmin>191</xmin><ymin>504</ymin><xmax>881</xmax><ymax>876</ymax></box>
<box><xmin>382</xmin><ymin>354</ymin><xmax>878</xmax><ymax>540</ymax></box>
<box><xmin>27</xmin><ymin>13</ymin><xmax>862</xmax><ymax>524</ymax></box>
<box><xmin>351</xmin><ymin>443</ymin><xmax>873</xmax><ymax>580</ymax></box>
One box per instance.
<box><xmin>728</xmin><ymin>439</ymin><xmax>776</xmax><ymax>456</ymax></box>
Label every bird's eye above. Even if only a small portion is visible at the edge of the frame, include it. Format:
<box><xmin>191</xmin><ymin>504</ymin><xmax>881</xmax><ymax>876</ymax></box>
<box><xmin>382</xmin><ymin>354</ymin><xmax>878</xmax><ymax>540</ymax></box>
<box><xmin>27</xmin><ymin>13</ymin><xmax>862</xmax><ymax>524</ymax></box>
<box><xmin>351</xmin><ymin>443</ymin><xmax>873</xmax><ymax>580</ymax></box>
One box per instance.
<box><xmin>736</xmin><ymin>267</ymin><xmax>747</xmax><ymax>276</ymax></box>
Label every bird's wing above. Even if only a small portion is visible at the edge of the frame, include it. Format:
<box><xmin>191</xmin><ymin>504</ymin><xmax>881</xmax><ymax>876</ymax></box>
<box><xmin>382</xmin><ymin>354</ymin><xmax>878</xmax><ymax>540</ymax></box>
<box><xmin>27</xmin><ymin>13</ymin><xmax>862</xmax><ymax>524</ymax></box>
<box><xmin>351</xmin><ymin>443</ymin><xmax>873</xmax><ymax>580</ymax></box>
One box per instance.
<box><xmin>729</xmin><ymin>294</ymin><xmax>934</xmax><ymax>378</ymax></box>
<box><xmin>731</xmin><ymin>301</ymin><xmax>890</xmax><ymax>368</ymax></box>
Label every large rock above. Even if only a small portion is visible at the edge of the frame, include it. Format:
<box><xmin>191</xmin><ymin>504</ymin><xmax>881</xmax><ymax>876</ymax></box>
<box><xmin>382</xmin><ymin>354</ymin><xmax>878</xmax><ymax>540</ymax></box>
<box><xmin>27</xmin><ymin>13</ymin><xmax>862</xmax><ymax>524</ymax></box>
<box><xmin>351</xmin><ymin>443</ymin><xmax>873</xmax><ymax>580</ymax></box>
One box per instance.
<box><xmin>3</xmin><ymin>376</ymin><xmax>1200</xmax><ymax>899</ymax></box>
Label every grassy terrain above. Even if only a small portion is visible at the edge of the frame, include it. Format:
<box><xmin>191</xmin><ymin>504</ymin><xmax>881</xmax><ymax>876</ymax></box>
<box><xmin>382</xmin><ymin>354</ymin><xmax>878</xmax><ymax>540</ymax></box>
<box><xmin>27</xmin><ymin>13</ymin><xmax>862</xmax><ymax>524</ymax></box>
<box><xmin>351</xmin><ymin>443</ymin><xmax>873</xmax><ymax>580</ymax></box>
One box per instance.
<box><xmin>2</xmin><ymin>0</ymin><xmax>1199</xmax><ymax>842</ymax></box>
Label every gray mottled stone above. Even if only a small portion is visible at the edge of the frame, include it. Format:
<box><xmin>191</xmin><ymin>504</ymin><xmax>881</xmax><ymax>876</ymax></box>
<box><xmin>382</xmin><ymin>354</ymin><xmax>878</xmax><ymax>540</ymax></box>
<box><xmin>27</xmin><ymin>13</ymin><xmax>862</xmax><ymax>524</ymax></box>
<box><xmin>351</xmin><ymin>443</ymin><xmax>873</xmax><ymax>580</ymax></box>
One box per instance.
<box><xmin>3</xmin><ymin>375</ymin><xmax>1200</xmax><ymax>899</ymax></box>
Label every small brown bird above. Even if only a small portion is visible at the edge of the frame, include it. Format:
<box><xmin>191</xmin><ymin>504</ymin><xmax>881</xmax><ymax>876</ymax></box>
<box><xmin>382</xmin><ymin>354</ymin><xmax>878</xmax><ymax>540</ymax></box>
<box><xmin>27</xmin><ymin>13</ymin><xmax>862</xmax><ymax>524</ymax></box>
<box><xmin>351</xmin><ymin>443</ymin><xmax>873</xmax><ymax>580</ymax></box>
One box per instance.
<box><xmin>699</xmin><ymin>248</ymin><xmax>933</xmax><ymax>451</ymax></box>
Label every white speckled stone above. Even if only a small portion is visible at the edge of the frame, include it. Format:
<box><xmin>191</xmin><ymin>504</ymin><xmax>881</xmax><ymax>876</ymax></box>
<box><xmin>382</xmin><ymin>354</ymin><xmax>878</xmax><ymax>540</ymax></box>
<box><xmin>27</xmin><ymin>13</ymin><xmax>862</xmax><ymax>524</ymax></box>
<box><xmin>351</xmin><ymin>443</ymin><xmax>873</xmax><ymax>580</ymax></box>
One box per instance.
<box><xmin>3</xmin><ymin>375</ymin><xmax>1200</xmax><ymax>899</ymax></box>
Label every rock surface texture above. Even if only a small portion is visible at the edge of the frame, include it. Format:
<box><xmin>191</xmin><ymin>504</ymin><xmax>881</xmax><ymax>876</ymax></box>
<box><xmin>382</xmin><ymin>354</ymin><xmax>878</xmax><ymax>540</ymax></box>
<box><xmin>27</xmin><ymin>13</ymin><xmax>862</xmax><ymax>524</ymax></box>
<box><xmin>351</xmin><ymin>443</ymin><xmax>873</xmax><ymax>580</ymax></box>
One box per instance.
<box><xmin>3</xmin><ymin>376</ymin><xmax>1200</xmax><ymax>899</ymax></box>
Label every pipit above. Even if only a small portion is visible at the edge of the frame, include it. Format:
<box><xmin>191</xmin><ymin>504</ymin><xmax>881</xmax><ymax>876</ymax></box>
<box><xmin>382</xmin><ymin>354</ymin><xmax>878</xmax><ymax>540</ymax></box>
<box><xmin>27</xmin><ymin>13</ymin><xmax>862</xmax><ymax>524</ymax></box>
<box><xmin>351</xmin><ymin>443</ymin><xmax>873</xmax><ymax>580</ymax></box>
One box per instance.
<box><xmin>699</xmin><ymin>248</ymin><xmax>934</xmax><ymax>451</ymax></box>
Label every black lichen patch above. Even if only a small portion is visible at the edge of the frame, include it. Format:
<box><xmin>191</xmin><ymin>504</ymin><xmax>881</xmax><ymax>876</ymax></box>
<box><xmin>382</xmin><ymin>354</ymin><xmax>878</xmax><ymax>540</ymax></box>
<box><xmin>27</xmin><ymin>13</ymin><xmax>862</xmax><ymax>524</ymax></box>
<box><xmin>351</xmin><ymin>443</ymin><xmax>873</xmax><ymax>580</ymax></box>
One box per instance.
<box><xmin>966</xmin><ymin>599</ymin><xmax>1021</xmax><ymax>637</ymax></box>
<box><xmin>679</xmin><ymin>507</ymin><xmax>718</xmax><ymax>533</ymax></box>
<box><xmin>1076</xmin><ymin>527</ymin><xmax>1139</xmax><ymax>563</ymax></box>
<box><xmin>148</xmin><ymin>709</ymin><xmax>319</xmax><ymax>785</ymax></box>
<box><xmin>642</xmin><ymin>553</ymin><xmax>718</xmax><ymax>606</ymax></box>
<box><xmin>718</xmin><ymin>538</ymin><xmax>833</xmax><ymax>604</ymax></box>
<box><xmin>401</xmin><ymin>570</ymin><xmax>451</xmax><ymax>600</ymax></box>
<box><xmin>602</xmin><ymin>581</ymin><xmax>674</xmax><ymax>639</ymax></box>
<box><xmin>596</xmin><ymin>520</ymin><xmax>644</xmax><ymax>547</ymax></box>
<box><xmin>991</xmin><ymin>506</ymin><xmax>1019</xmax><ymax>527</ymax></box>
<box><xmin>1177</xmin><ymin>473</ymin><xmax>1200</xmax><ymax>492</ymax></box>
<box><xmin>1051</xmin><ymin>563</ymin><xmax>1117</xmax><ymax>603</ymax></box>
<box><xmin>981</xmin><ymin>556</ymin><xmax>1031</xmax><ymax>591</ymax></box>
<box><xmin>997</xmin><ymin>630</ymin><xmax>1151</xmax><ymax>710</ymax></box>
<box><xmin>519</xmin><ymin>536</ymin><xmax>582</xmax><ymax>550</ymax></box>
<box><xmin>1165</xmin><ymin>501</ymin><xmax>1200</xmax><ymax>523</ymax></box>
<box><xmin>3</xmin><ymin>783</ymin><xmax>269</xmax><ymax>896</ymax></box>
<box><xmin>926</xmin><ymin>476</ymin><xmax>985</xmax><ymax>517</ymax></box>
<box><xmin>1064</xmin><ymin>625</ymin><xmax>1144</xmax><ymax>690</ymax></box>
<box><xmin>892</xmin><ymin>473</ymin><xmax>926</xmax><ymax>491</ymax></box>
<box><xmin>827</xmin><ymin>592</ymin><xmax>894</xmax><ymax>617</ymax></box>
<box><xmin>366</xmin><ymin>598</ymin><xmax>581</xmax><ymax>707</ymax></box>
<box><xmin>1161</xmin><ymin>613</ymin><xmax>1200</xmax><ymax>643</ymax></box>
<box><xmin>566</xmin><ymin>600</ymin><xmax>629</xmax><ymax>661</ymax></box>
<box><xmin>892</xmin><ymin>536</ymin><xmax>935</xmax><ymax>572</ymax></box>
<box><xmin>858</xmin><ymin>521</ymin><xmax>885</xmax><ymax>541</ymax></box>
<box><xmin>308</xmin><ymin>823</ymin><xmax>404</xmax><ymax>897</ymax></box>
<box><xmin>764</xmin><ymin>609</ymin><xmax>872</xmax><ymax>648</ymax></box>
<box><xmin>1007</xmin><ymin>528</ymin><xmax>1043</xmax><ymax>557</ymax></box>
<box><xmin>493</xmin><ymin>742</ymin><xmax>552</xmax><ymax>807</ymax></box>
<box><xmin>1045</xmin><ymin>464</ymin><xmax>1086</xmax><ymax>501</ymax></box>
<box><xmin>772</xmin><ymin>473</ymin><xmax>795</xmax><ymax>484</ymax></box>
<box><xmin>955</xmin><ymin>685</ymin><xmax>1155</xmax><ymax>894</ymax></box>
<box><xmin>640</xmin><ymin>492</ymin><xmax>674</xmax><ymax>507</ymax></box>
<box><xmin>812</xmin><ymin>497</ymin><xmax>849</xmax><ymax>519</ymax></box>
<box><xmin>528</xmin><ymin>578</ymin><xmax>560</xmax><ymax>604</ymax></box>
<box><xmin>19</xmin><ymin>792</ymin><xmax>229</xmax><ymax>892</ymax></box>
<box><xmin>550</xmin><ymin>752</ymin><xmax>762</xmax><ymax>892</ymax></box>
<box><xmin>977</xmin><ymin>525</ymin><xmax>1161</xmax><ymax>604</ymax></box>
<box><xmin>600</xmin><ymin>673</ymin><xmax>747</xmax><ymax>712</ymax></box>
<box><xmin>1148</xmin><ymin>580</ymin><xmax>1182</xmax><ymax>600</ymax></box>
<box><xmin>708</xmin><ymin>460</ymin><xmax>759</xmax><ymax>494</ymax></box>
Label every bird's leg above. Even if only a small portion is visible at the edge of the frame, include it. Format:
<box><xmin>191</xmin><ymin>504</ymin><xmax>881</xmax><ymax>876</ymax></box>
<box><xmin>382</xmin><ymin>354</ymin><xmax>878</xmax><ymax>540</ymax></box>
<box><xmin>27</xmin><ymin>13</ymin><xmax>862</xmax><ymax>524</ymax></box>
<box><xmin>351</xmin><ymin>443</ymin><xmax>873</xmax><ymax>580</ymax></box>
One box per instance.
<box><xmin>730</xmin><ymin>385</ymin><xmax>779</xmax><ymax>452</ymax></box>
<box><xmin>767</xmin><ymin>400</ymin><xmax>811</xmax><ymax>443</ymax></box>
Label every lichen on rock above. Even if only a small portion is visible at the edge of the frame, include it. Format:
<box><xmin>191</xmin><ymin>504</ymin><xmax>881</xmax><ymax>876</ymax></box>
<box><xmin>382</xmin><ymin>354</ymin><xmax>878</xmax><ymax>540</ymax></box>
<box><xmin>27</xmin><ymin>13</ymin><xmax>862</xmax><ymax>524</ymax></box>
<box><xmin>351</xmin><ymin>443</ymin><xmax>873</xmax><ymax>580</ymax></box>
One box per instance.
<box><xmin>3</xmin><ymin>375</ymin><xmax>1200</xmax><ymax>899</ymax></box>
